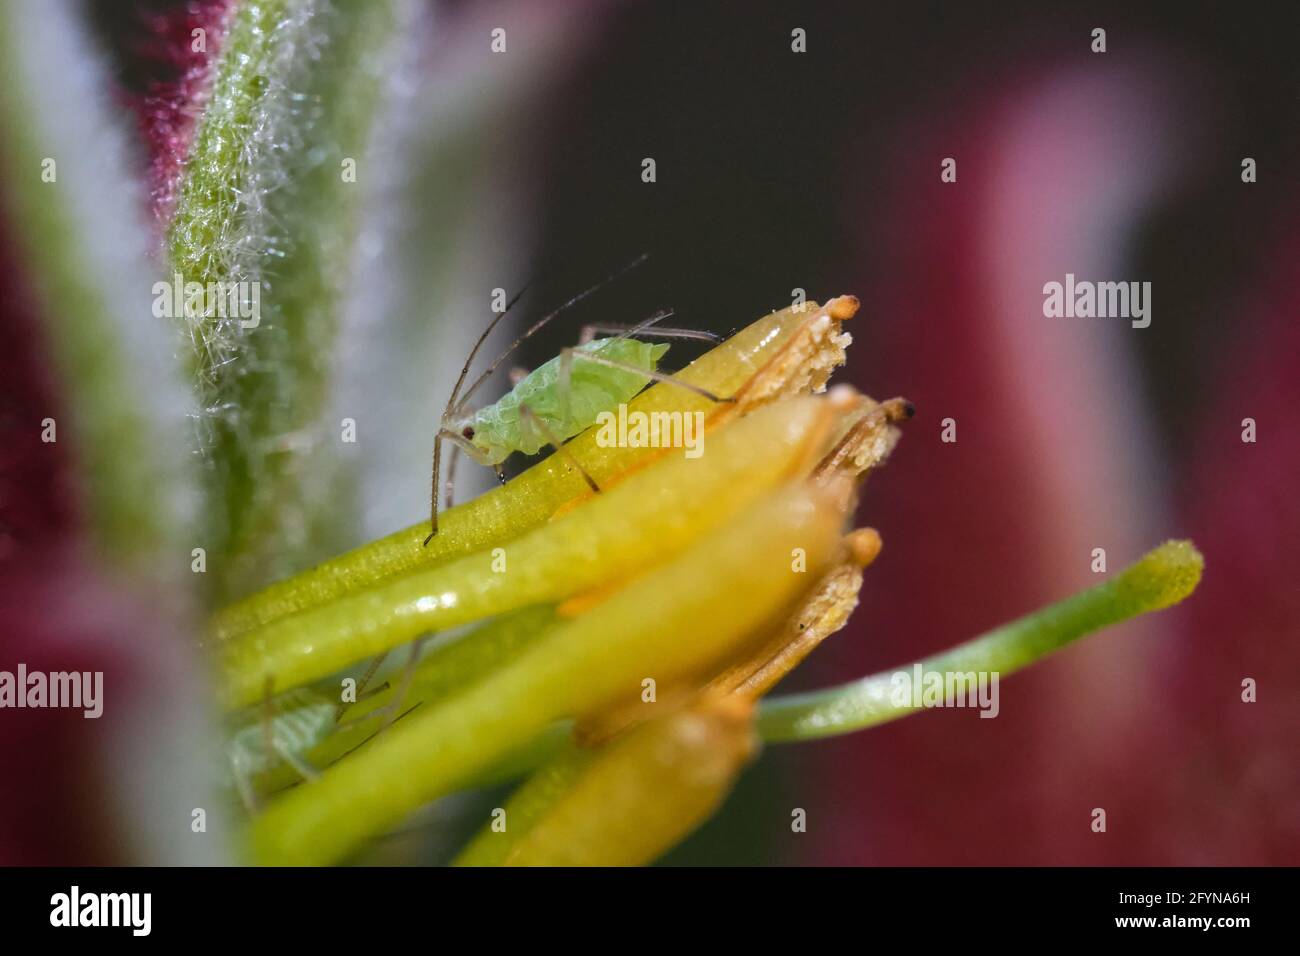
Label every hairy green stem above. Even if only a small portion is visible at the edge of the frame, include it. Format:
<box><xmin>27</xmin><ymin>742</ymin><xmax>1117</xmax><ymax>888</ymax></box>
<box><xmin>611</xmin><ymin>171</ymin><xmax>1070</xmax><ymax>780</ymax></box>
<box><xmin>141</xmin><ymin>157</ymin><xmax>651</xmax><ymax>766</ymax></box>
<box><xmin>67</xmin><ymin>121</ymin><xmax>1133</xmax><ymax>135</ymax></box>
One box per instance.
<box><xmin>169</xmin><ymin>0</ymin><xmax>408</xmax><ymax>602</ymax></box>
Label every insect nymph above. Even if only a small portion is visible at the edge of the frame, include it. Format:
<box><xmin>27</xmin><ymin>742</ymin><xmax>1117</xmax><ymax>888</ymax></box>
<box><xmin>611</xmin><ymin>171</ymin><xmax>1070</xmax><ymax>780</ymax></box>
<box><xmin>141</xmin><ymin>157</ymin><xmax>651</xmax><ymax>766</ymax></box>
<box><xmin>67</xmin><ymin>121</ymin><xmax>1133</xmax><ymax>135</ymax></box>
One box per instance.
<box><xmin>425</xmin><ymin>260</ymin><xmax>729</xmax><ymax>543</ymax></box>
<box><xmin>444</xmin><ymin>337</ymin><xmax>670</xmax><ymax>476</ymax></box>
<box><xmin>225</xmin><ymin>686</ymin><xmax>333</xmax><ymax>810</ymax></box>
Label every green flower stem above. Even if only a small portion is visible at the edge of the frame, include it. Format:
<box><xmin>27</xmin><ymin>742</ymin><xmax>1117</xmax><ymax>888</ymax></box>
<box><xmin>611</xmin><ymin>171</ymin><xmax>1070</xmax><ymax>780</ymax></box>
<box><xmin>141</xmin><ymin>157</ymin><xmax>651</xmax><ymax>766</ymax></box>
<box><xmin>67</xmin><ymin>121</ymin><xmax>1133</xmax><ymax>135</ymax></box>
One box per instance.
<box><xmin>247</xmin><ymin>479</ymin><xmax>848</xmax><ymax>865</ymax></box>
<box><xmin>758</xmin><ymin>540</ymin><xmax>1204</xmax><ymax>742</ymax></box>
<box><xmin>218</xmin><ymin>397</ymin><xmax>832</xmax><ymax>709</ymax></box>
<box><xmin>210</xmin><ymin>300</ymin><xmax>836</xmax><ymax>640</ymax></box>
<box><xmin>169</xmin><ymin>0</ymin><xmax>406</xmax><ymax>602</ymax></box>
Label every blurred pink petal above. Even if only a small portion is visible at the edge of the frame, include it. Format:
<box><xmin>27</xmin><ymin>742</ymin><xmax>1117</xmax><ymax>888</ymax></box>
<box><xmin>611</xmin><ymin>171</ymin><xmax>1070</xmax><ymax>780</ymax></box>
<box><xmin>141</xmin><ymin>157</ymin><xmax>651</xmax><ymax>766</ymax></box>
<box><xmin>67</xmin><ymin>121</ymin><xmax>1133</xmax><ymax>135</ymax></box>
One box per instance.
<box><xmin>799</xmin><ymin>58</ymin><xmax>1203</xmax><ymax>864</ymax></box>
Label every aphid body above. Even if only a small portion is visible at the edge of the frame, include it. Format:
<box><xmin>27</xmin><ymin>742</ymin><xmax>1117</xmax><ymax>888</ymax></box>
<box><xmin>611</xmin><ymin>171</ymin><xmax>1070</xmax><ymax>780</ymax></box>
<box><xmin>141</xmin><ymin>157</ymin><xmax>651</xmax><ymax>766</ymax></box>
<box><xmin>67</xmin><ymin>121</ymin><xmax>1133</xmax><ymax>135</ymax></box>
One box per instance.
<box><xmin>447</xmin><ymin>338</ymin><xmax>669</xmax><ymax>464</ymax></box>
<box><xmin>225</xmin><ymin>687</ymin><xmax>334</xmax><ymax>784</ymax></box>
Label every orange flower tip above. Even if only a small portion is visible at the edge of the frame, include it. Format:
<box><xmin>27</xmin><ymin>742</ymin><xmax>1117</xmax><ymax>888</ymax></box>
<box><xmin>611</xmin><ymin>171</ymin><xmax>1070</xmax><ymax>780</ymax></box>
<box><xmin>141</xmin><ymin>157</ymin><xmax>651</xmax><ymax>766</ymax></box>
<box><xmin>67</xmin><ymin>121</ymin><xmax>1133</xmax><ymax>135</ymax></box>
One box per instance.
<box><xmin>845</xmin><ymin>527</ymin><xmax>883</xmax><ymax>568</ymax></box>
<box><xmin>883</xmin><ymin>397</ymin><xmax>916</xmax><ymax>422</ymax></box>
<box><xmin>826</xmin><ymin>295</ymin><xmax>860</xmax><ymax>321</ymax></box>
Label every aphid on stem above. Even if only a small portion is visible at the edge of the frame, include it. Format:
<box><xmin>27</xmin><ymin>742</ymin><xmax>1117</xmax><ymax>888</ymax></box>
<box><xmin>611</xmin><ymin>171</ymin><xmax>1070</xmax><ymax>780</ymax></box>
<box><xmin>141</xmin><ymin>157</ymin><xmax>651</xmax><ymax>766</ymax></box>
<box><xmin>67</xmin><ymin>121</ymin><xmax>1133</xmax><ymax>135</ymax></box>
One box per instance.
<box><xmin>424</xmin><ymin>255</ymin><xmax>733</xmax><ymax>545</ymax></box>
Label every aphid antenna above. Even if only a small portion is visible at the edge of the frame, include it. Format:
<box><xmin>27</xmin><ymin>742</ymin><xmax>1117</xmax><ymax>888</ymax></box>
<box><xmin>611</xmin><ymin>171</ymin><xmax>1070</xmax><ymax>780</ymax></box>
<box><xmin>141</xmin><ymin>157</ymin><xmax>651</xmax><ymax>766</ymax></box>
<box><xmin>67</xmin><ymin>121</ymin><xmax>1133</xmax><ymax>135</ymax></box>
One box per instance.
<box><xmin>609</xmin><ymin>306</ymin><xmax>676</xmax><ymax>341</ymax></box>
<box><xmin>451</xmin><ymin>252</ymin><xmax>650</xmax><ymax>415</ymax></box>
<box><xmin>578</xmin><ymin>321</ymin><xmax>722</xmax><ymax>345</ymax></box>
<box><xmin>427</xmin><ymin>280</ymin><xmax>533</xmax><ymax>544</ymax></box>
<box><xmin>444</xmin><ymin>281</ymin><xmax>535</xmax><ymax>424</ymax></box>
<box><xmin>555</xmin><ymin>301</ymin><xmax>738</xmax><ymax>407</ymax></box>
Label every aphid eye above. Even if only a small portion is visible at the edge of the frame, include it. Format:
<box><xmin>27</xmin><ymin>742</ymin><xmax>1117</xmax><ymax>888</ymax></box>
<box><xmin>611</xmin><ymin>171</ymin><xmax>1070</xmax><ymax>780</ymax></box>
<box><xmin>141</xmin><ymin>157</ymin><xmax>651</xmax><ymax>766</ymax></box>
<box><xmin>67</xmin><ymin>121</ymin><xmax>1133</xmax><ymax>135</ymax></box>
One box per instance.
<box><xmin>462</xmin><ymin>426</ymin><xmax>475</xmax><ymax>440</ymax></box>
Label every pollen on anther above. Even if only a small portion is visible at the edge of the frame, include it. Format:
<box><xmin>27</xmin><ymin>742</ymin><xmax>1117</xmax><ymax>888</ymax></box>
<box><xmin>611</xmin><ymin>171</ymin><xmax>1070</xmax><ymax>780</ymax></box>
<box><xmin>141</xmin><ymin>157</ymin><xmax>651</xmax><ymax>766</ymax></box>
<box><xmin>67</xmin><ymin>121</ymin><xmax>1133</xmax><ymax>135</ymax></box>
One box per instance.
<box><xmin>826</xmin><ymin>295</ymin><xmax>860</xmax><ymax>321</ymax></box>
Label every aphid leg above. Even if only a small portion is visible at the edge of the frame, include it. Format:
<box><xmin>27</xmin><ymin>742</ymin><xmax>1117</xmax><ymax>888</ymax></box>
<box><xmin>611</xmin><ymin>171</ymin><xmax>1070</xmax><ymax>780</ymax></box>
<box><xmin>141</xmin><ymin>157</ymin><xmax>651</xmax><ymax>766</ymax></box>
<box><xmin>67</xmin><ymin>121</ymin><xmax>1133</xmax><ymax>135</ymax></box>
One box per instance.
<box><xmin>444</xmin><ymin>440</ymin><xmax>463</xmax><ymax>510</ymax></box>
<box><xmin>425</xmin><ymin>428</ymin><xmax>477</xmax><ymax>546</ymax></box>
<box><xmin>261</xmin><ymin>675</ymin><xmax>320</xmax><ymax>783</ymax></box>
<box><xmin>425</xmin><ymin>430</ymin><xmax>444</xmax><ymax>546</ymax></box>
<box><xmin>230</xmin><ymin>756</ymin><xmax>260</xmax><ymax>815</ymax></box>
<box><xmin>335</xmin><ymin>702</ymin><xmax>421</xmax><ymax>738</ymax></box>
<box><xmin>559</xmin><ymin>309</ymin><xmax>676</xmax><ymax>418</ymax></box>
<box><xmin>578</xmin><ymin>323</ymin><xmax>722</xmax><ymax>345</ymax></box>
<box><xmin>379</xmin><ymin>637</ymin><xmax>425</xmax><ymax>734</ymax></box>
<box><xmin>339</xmin><ymin>639</ymin><xmax>425</xmax><ymax>734</ymax></box>
<box><xmin>335</xmin><ymin>651</ymin><xmax>389</xmax><ymax>722</ymax></box>
<box><xmin>560</xmin><ymin>347</ymin><xmax>737</xmax><ymax>404</ymax></box>
<box><xmin>275</xmin><ymin>745</ymin><xmax>321</xmax><ymax>784</ymax></box>
<box><xmin>519</xmin><ymin>403</ymin><xmax>600</xmax><ymax>493</ymax></box>
<box><xmin>358</xmin><ymin>680</ymin><xmax>391</xmax><ymax>702</ymax></box>
<box><xmin>493</xmin><ymin>464</ymin><xmax>507</xmax><ymax>485</ymax></box>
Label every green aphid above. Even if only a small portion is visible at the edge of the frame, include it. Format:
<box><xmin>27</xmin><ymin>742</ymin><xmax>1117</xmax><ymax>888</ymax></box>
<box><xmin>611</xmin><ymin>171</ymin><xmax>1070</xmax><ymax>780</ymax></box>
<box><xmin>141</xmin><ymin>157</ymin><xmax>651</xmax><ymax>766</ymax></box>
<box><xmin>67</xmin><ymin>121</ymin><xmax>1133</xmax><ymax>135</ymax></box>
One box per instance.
<box><xmin>452</xmin><ymin>338</ymin><xmax>670</xmax><ymax>463</ymax></box>
<box><xmin>425</xmin><ymin>262</ymin><xmax>730</xmax><ymax>544</ymax></box>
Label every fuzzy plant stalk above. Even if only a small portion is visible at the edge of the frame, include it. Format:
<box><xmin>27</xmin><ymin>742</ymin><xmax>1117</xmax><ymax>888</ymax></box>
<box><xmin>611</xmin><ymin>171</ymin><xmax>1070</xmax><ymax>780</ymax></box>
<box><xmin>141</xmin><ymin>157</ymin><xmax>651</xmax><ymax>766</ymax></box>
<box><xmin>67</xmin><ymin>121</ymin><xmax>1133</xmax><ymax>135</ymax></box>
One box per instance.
<box><xmin>167</xmin><ymin>0</ymin><xmax>411</xmax><ymax>603</ymax></box>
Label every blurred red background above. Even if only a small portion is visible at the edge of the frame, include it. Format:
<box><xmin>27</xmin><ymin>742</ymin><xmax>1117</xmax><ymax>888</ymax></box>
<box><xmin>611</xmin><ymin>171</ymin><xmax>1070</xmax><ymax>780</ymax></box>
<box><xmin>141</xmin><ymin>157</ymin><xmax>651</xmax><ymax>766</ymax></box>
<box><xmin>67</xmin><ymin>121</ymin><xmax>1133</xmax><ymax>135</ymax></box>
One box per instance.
<box><xmin>2</xmin><ymin>0</ymin><xmax>1295</xmax><ymax>864</ymax></box>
